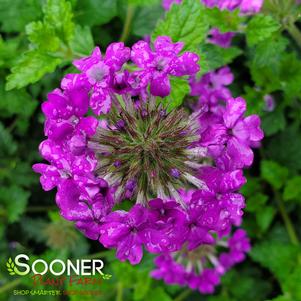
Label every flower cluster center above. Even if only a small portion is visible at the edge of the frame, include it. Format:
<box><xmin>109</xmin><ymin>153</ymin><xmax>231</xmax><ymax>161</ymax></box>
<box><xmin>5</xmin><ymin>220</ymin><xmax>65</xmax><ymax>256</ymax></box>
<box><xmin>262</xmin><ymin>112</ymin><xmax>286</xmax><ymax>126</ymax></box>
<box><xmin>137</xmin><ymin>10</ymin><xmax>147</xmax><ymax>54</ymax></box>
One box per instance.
<box><xmin>88</xmin><ymin>96</ymin><xmax>206</xmax><ymax>205</ymax></box>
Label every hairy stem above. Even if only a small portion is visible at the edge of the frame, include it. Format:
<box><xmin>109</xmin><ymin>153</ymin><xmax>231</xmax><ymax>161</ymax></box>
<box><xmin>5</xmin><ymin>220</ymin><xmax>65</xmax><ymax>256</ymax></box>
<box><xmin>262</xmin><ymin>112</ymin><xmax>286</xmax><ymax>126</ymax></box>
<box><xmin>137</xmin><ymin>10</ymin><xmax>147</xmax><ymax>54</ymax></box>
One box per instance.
<box><xmin>0</xmin><ymin>279</ymin><xmax>22</xmax><ymax>295</ymax></box>
<box><xmin>174</xmin><ymin>289</ymin><xmax>192</xmax><ymax>301</ymax></box>
<box><xmin>116</xmin><ymin>282</ymin><xmax>123</xmax><ymax>301</ymax></box>
<box><xmin>274</xmin><ymin>189</ymin><xmax>299</xmax><ymax>246</ymax></box>
<box><xmin>286</xmin><ymin>23</ymin><xmax>301</xmax><ymax>50</ymax></box>
<box><xmin>119</xmin><ymin>5</ymin><xmax>135</xmax><ymax>43</ymax></box>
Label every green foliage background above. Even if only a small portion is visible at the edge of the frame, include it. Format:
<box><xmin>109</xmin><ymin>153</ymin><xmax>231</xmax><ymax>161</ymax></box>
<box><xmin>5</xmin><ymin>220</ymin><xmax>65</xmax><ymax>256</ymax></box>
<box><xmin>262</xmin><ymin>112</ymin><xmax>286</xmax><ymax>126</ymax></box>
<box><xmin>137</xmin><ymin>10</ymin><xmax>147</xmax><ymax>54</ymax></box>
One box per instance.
<box><xmin>0</xmin><ymin>0</ymin><xmax>301</xmax><ymax>300</ymax></box>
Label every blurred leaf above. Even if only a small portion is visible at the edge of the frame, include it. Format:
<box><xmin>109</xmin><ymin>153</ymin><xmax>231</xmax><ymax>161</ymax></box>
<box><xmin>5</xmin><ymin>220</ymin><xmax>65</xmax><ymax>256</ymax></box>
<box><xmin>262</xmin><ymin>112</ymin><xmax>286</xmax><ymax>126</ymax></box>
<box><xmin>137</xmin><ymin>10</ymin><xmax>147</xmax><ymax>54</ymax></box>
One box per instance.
<box><xmin>261</xmin><ymin>160</ymin><xmax>288</xmax><ymax>189</ymax></box>
<box><xmin>70</xmin><ymin>25</ymin><xmax>94</xmax><ymax>56</ymax></box>
<box><xmin>256</xmin><ymin>205</ymin><xmax>276</xmax><ymax>232</ymax></box>
<box><xmin>132</xmin><ymin>4</ymin><xmax>164</xmax><ymax>37</ymax></box>
<box><xmin>22</xmin><ymin>217</ymin><xmax>48</xmax><ymax>242</ymax></box>
<box><xmin>283</xmin><ymin>176</ymin><xmax>301</xmax><ymax>202</ymax></box>
<box><xmin>0</xmin><ymin>36</ymin><xmax>21</xmax><ymax>68</ymax></box>
<box><xmin>281</xmin><ymin>265</ymin><xmax>301</xmax><ymax>300</ymax></box>
<box><xmin>250</xmin><ymin>34</ymin><xmax>288</xmax><ymax>68</ymax></box>
<box><xmin>261</xmin><ymin>109</ymin><xmax>286</xmax><ymax>137</ymax></box>
<box><xmin>246</xmin><ymin>193</ymin><xmax>268</xmax><ymax>212</ymax></box>
<box><xmin>250</xmin><ymin>240</ymin><xmax>299</xmax><ymax>282</ymax></box>
<box><xmin>266</xmin><ymin>126</ymin><xmax>301</xmax><ymax>172</ymax></box>
<box><xmin>246</xmin><ymin>14</ymin><xmax>281</xmax><ymax>46</ymax></box>
<box><xmin>266</xmin><ymin>296</ymin><xmax>292</xmax><ymax>301</ymax></box>
<box><xmin>0</xmin><ymin>185</ymin><xmax>29</xmax><ymax>223</ymax></box>
<box><xmin>0</xmin><ymin>80</ymin><xmax>38</xmax><ymax>118</ymax></box>
<box><xmin>75</xmin><ymin>0</ymin><xmax>117</xmax><ymax>27</ymax></box>
<box><xmin>128</xmin><ymin>0</ymin><xmax>161</xmax><ymax>5</ymax></box>
<box><xmin>133</xmin><ymin>270</ymin><xmax>152</xmax><ymax>300</ymax></box>
<box><xmin>206</xmin><ymin>7</ymin><xmax>244</xmax><ymax>32</ymax></box>
<box><xmin>152</xmin><ymin>0</ymin><xmax>209</xmax><ymax>51</ymax></box>
<box><xmin>221</xmin><ymin>267</ymin><xmax>272</xmax><ymax>301</ymax></box>
<box><xmin>0</xmin><ymin>0</ymin><xmax>42</xmax><ymax>32</ymax></box>
<box><xmin>199</xmin><ymin>44</ymin><xmax>242</xmax><ymax>74</ymax></box>
<box><xmin>243</xmin><ymin>86</ymin><xmax>265</xmax><ymax>115</ymax></box>
<box><xmin>0</xmin><ymin>122</ymin><xmax>17</xmax><ymax>156</ymax></box>
<box><xmin>145</xmin><ymin>287</ymin><xmax>172</xmax><ymax>301</ymax></box>
<box><xmin>6</xmin><ymin>51</ymin><xmax>62</xmax><ymax>90</ymax></box>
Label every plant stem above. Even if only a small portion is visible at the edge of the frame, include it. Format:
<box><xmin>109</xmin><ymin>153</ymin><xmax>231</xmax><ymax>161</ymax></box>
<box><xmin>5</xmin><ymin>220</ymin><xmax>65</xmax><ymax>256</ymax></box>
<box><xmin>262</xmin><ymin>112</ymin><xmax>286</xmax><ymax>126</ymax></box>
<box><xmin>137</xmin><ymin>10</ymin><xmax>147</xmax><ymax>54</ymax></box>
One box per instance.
<box><xmin>119</xmin><ymin>5</ymin><xmax>135</xmax><ymax>43</ymax></box>
<box><xmin>116</xmin><ymin>282</ymin><xmax>123</xmax><ymax>301</ymax></box>
<box><xmin>274</xmin><ymin>189</ymin><xmax>299</xmax><ymax>246</ymax></box>
<box><xmin>174</xmin><ymin>289</ymin><xmax>192</xmax><ymax>301</ymax></box>
<box><xmin>286</xmin><ymin>23</ymin><xmax>301</xmax><ymax>50</ymax></box>
<box><xmin>0</xmin><ymin>279</ymin><xmax>22</xmax><ymax>295</ymax></box>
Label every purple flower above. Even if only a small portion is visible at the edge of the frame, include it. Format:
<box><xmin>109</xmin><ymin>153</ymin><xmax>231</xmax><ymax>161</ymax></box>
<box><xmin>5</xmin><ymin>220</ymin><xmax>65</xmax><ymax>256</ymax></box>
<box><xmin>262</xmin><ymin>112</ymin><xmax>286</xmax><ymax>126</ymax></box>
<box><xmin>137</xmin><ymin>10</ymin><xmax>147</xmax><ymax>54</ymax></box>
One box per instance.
<box><xmin>143</xmin><ymin>199</ymin><xmax>188</xmax><ymax>253</ymax></box>
<box><xmin>151</xmin><ymin>229</ymin><xmax>251</xmax><ymax>294</ymax></box>
<box><xmin>220</xmin><ymin>229</ymin><xmax>251</xmax><ymax>269</ymax></box>
<box><xmin>99</xmin><ymin>205</ymin><xmax>148</xmax><ymax>264</ymax></box>
<box><xmin>240</xmin><ymin>0</ymin><xmax>263</xmax><ymax>14</ymax></box>
<box><xmin>130</xmin><ymin>36</ymin><xmax>200</xmax><ymax>97</ymax></box>
<box><xmin>200</xmin><ymin>97</ymin><xmax>264</xmax><ymax>170</ymax></box>
<box><xmin>263</xmin><ymin>94</ymin><xmax>275</xmax><ymax>112</ymax></box>
<box><xmin>72</xmin><ymin>44</ymin><xmax>130</xmax><ymax>115</ymax></box>
<box><xmin>190</xmin><ymin>66</ymin><xmax>234</xmax><ymax>111</ymax></box>
<box><xmin>208</xmin><ymin>28</ymin><xmax>235</xmax><ymax>48</ymax></box>
<box><xmin>162</xmin><ymin>0</ymin><xmax>182</xmax><ymax>10</ymax></box>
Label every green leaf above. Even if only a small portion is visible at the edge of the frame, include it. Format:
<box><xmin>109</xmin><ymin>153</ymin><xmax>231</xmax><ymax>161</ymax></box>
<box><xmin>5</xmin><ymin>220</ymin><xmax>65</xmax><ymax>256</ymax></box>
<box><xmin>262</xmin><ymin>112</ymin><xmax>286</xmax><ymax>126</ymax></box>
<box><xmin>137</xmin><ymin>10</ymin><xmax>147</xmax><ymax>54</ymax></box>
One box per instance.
<box><xmin>0</xmin><ymin>36</ymin><xmax>21</xmax><ymax>68</ymax></box>
<box><xmin>75</xmin><ymin>0</ymin><xmax>117</xmax><ymax>27</ymax></box>
<box><xmin>0</xmin><ymin>185</ymin><xmax>30</xmax><ymax>223</ymax></box>
<box><xmin>0</xmin><ymin>122</ymin><xmax>17</xmax><ymax>156</ymax></box>
<box><xmin>251</xmin><ymin>35</ymin><xmax>288</xmax><ymax>68</ymax></box>
<box><xmin>246</xmin><ymin>193</ymin><xmax>268</xmax><ymax>213</ymax></box>
<box><xmin>161</xmin><ymin>76</ymin><xmax>190</xmax><ymax>110</ymax></box>
<box><xmin>241</xmin><ymin>177</ymin><xmax>262</xmax><ymax>197</ymax></box>
<box><xmin>266</xmin><ymin>295</ymin><xmax>292</xmax><ymax>301</ymax></box>
<box><xmin>283</xmin><ymin>176</ymin><xmax>301</xmax><ymax>202</ymax></box>
<box><xmin>261</xmin><ymin>160</ymin><xmax>288</xmax><ymax>189</ymax></box>
<box><xmin>261</xmin><ymin>109</ymin><xmax>286</xmax><ymax>137</ymax></box>
<box><xmin>145</xmin><ymin>287</ymin><xmax>172</xmax><ymax>301</ymax></box>
<box><xmin>6</xmin><ymin>50</ymin><xmax>62</xmax><ymax>90</ymax></box>
<box><xmin>266</xmin><ymin>126</ymin><xmax>301</xmax><ymax>172</ymax></box>
<box><xmin>0</xmin><ymin>0</ymin><xmax>42</xmax><ymax>33</ymax></box>
<box><xmin>128</xmin><ymin>0</ymin><xmax>161</xmax><ymax>5</ymax></box>
<box><xmin>25</xmin><ymin>21</ymin><xmax>60</xmax><ymax>52</ymax></box>
<box><xmin>0</xmin><ymin>81</ymin><xmax>38</xmax><ymax>119</ymax></box>
<box><xmin>221</xmin><ymin>268</ymin><xmax>272</xmax><ymax>301</ymax></box>
<box><xmin>246</xmin><ymin>14</ymin><xmax>281</xmax><ymax>46</ymax></box>
<box><xmin>199</xmin><ymin>44</ymin><xmax>242</xmax><ymax>74</ymax></box>
<box><xmin>206</xmin><ymin>7</ymin><xmax>244</xmax><ymax>32</ymax></box>
<box><xmin>256</xmin><ymin>205</ymin><xmax>276</xmax><ymax>232</ymax></box>
<box><xmin>132</xmin><ymin>4</ymin><xmax>164</xmax><ymax>37</ymax></box>
<box><xmin>250</xmin><ymin>240</ymin><xmax>299</xmax><ymax>283</ymax></box>
<box><xmin>43</xmin><ymin>0</ymin><xmax>74</xmax><ymax>42</ymax></box>
<box><xmin>133</xmin><ymin>270</ymin><xmax>152</xmax><ymax>300</ymax></box>
<box><xmin>281</xmin><ymin>265</ymin><xmax>301</xmax><ymax>300</ymax></box>
<box><xmin>243</xmin><ymin>86</ymin><xmax>265</xmax><ymax>116</ymax></box>
<box><xmin>70</xmin><ymin>25</ymin><xmax>94</xmax><ymax>56</ymax></box>
<box><xmin>152</xmin><ymin>0</ymin><xmax>209</xmax><ymax>50</ymax></box>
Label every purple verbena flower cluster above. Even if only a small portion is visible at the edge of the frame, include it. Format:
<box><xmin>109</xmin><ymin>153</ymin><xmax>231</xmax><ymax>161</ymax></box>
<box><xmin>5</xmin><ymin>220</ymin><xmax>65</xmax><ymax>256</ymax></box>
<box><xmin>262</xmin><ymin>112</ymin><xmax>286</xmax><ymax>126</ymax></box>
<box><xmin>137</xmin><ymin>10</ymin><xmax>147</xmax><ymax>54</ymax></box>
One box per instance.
<box><xmin>33</xmin><ymin>35</ymin><xmax>263</xmax><ymax>294</ymax></box>
<box><xmin>152</xmin><ymin>229</ymin><xmax>250</xmax><ymax>294</ymax></box>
